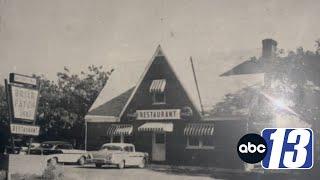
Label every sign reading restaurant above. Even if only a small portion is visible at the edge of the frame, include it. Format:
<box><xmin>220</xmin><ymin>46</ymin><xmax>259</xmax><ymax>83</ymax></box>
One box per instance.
<box><xmin>136</xmin><ymin>109</ymin><xmax>181</xmax><ymax>120</ymax></box>
<box><xmin>10</xmin><ymin>124</ymin><xmax>40</xmax><ymax>136</ymax></box>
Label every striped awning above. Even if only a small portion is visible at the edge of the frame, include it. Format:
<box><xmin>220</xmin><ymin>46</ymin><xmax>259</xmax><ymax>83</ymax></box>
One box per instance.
<box><xmin>184</xmin><ymin>123</ymin><xmax>214</xmax><ymax>136</ymax></box>
<box><xmin>149</xmin><ymin>79</ymin><xmax>166</xmax><ymax>93</ymax></box>
<box><xmin>138</xmin><ymin>122</ymin><xmax>173</xmax><ymax>132</ymax></box>
<box><xmin>106</xmin><ymin>124</ymin><xmax>133</xmax><ymax>136</ymax></box>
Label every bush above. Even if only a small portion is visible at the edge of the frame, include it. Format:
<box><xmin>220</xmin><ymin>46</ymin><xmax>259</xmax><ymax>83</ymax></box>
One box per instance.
<box><xmin>0</xmin><ymin>170</ymin><xmax>6</xmax><ymax>180</ymax></box>
<box><xmin>42</xmin><ymin>165</ymin><xmax>64</xmax><ymax>180</ymax></box>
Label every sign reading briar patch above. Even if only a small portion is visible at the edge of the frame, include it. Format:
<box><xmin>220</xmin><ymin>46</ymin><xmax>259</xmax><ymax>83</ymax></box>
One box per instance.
<box><xmin>136</xmin><ymin>109</ymin><xmax>180</xmax><ymax>120</ymax></box>
<box><xmin>10</xmin><ymin>124</ymin><xmax>40</xmax><ymax>136</ymax></box>
<box><xmin>11</xmin><ymin>85</ymin><xmax>39</xmax><ymax>121</ymax></box>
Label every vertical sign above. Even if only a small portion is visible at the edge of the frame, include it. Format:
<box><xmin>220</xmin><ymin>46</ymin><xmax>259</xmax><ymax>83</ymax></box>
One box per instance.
<box><xmin>11</xmin><ymin>85</ymin><xmax>39</xmax><ymax>121</ymax></box>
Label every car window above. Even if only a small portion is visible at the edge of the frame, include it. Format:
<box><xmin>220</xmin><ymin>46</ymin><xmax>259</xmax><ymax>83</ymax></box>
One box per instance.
<box><xmin>124</xmin><ymin>146</ymin><xmax>134</xmax><ymax>152</ymax></box>
<box><xmin>55</xmin><ymin>144</ymin><xmax>73</xmax><ymax>150</ymax></box>
<box><xmin>101</xmin><ymin>145</ymin><xmax>122</xmax><ymax>151</ymax></box>
<box><xmin>40</xmin><ymin>143</ymin><xmax>53</xmax><ymax>148</ymax></box>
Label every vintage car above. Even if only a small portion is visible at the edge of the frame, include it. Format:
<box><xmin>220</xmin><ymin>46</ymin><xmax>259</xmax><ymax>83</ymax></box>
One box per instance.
<box><xmin>20</xmin><ymin>142</ymin><xmax>41</xmax><ymax>154</ymax></box>
<box><xmin>90</xmin><ymin>143</ymin><xmax>148</xmax><ymax>169</ymax></box>
<box><xmin>29</xmin><ymin>141</ymin><xmax>89</xmax><ymax>165</ymax></box>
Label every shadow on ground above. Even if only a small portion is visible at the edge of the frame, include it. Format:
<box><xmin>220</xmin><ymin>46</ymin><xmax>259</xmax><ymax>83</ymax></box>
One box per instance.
<box><xmin>147</xmin><ymin>164</ymin><xmax>320</xmax><ymax>180</ymax></box>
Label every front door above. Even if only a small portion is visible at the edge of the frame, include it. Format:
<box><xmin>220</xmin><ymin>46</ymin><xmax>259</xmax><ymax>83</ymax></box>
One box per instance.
<box><xmin>152</xmin><ymin>132</ymin><xmax>166</xmax><ymax>161</ymax></box>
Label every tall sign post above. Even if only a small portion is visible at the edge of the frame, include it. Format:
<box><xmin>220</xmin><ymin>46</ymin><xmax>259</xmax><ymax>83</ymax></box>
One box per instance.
<box><xmin>5</xmin><ymin>73</ymin><xmax>40</xmax><ymax>154</ymax></box>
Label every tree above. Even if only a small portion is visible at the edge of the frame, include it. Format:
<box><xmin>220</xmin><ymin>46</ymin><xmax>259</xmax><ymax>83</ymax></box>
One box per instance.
<box><xmin>212</xmin><ymin>40</ymin><xmax>320</xmax><ymax>131</ymax></box>
<box><xmin>55</xmin><ymin>65</ymin><xmax>113</xmax><ymax>146</ymax></box>
<box><xmin>0</xmin><ymin>65</ymin><xmax>113</xmax><ymax>148</ymax></box>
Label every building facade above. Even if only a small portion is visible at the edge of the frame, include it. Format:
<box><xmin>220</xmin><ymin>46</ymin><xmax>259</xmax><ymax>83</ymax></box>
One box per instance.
<box><xmin>85</xmin><ymin>46</ymin><xmax>246</xmax><ymax>169</ymax></box>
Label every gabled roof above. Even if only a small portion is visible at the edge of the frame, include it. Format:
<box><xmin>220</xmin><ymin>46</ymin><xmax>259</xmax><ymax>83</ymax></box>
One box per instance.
<box><xmin>221</xmin><ymin>53</ymin><xmax>320</xmax><ymax>83</ymax></box>
<box><xmin>118</xmin><ymin>45</ymin><xmax>201</xmax><ymax>119</ymax></box>
<box><xmin>86</xmin><ymin>46</ymin><xmax>263</xmax><ymax>121</ymax></box>
<box><xmin>87</xmin><ymin>87</ymin><xmax>134</xmax><ymax>117</ymax></box>
<box><xmin>220</xmin><ymin>57</ymin><xmax>266</xmax><ymax>76</ymax></box>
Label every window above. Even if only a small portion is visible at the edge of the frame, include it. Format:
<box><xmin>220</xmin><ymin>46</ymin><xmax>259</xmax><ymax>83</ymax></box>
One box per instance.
<box><xmin>187</xmin><ymin>136</ymin><xmax>214</xmax><ymax>149</ymax></box>
<box><xmin>41</xmin><ymin>143</ymin><xmax>53</xmax><ymax>149</ymax></box>
<box><xmin>155</xmin><ymin>133</ymin><xmax>165</xmax><ymax>144</ymax></box>
<box><xmin>202</xmin><ymin>137</ymin><xmax>214</xmax><ymax>147</ymax></box>
<box><xmin>55</xmin><ymin>144</ymin><xmax>73</xmax><ymax>150</ymax></box>
<box><xmin>124</xmin><ymin>146</ymin><xmax>134</xmax><ymax>152</ymax></box>
<box><xmin>188</xmin><ymin>136</ymin><xmax>200</xmax><ymax>146</ymax></box>
<box><xmin>153</xmin><ymin>92</ymin><xmax>166</xmax><ymax>104</ymax></box>
<box><xmin>124</xmin><ymin>136</ymin><xmax>132</xmax><ymax>143</ymax></box>
<box><xmin>112</xmin><ymin>136</ymin><xmax>121</xmax><ymax>143</ymax></box>
<box><xmin>150</xmin><ymin>79</ymin><xmax>166</xmax><ymax>104</ymax></box>
<box><xmin>101</xmin><ymin>145</ymin><xmax>122</xmax><ymax>151</ymax></box>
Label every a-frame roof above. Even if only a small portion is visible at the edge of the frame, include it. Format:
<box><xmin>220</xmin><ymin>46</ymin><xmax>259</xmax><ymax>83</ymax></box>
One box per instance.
<box><xmin>86</xmin><ymin>45</ymin><xmax>202</xmax><ymax>121</ymax></box>
<box><xmin>118</xmin><ymin>45</ymin><xmax>201</xmax><ymax>119</ymax></box>
<box><xmin>86</xmin><ymin>46</ymin><xmax>264</xmax><ymax>121</ymax></box>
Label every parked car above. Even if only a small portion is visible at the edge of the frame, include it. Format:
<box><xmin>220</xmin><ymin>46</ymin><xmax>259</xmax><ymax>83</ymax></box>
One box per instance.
<box><xmin>4</xmin><ymin>146</ymin><xmax>22</xmax><ymax>154</ymax></box>
<box><xmin>90</xmin><ymin>143</ymin><xmax>148</xmax><ymax>169</ymax></box>
<box><xmin>30</xmin><ymin>141</ymin><xmax>89</xmax><ymax>165</ymax></box>
<box><xmin>20</xmin><ymin>142</ymin><xmax>41</xmax><ymax>154</ymax></box>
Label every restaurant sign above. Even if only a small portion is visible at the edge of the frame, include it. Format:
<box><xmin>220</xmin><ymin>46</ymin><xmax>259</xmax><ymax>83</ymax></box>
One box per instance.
<box><xmin>11</xmin><ymin>85</ymin><xmax>39</xmax><ymax>121</ymax></box>
<box><xmin>136</xmin><ymin>109</ymin><xmax>180</xmax><ymax>120</ymax></box>
<box><xmin>10</xmin><ymin>124</ymin><xmax>40</xmax><ymax>136</ymax></box>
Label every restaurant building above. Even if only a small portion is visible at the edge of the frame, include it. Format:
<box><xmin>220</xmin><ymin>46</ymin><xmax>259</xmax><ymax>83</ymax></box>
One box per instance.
<box><xmin>85</xmin><ymin>46</ymin><xmax>247</xmax><ymax>168</ymax></box>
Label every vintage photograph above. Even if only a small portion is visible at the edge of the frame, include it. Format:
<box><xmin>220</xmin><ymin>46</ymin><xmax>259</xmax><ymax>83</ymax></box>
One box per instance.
<box><xmin>0</xmin><ymin>0</ymin><xmax>319</xmax><ymax>179</ymax></box>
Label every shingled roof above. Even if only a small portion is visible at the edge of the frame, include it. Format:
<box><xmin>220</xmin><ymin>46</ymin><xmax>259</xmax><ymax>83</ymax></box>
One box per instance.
<box><xmin>87</xmin><ymin>87</ymin><xmax>135</xmax><ymax>117</ymax></box>
<box><xmin>86</xmin><ymin>45</ymin><xmax>263</xmax><ymax>122</ymax></box>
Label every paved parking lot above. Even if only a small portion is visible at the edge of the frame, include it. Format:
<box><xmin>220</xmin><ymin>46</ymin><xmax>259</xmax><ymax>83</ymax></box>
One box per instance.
<box><xmin>60</xmin><ymin>164</ymin><xmax>319</xmax><ymax>180</ymax></box>
<box><xmin>62</xmin><ymin>164</ymin><xmax>218</xmax><ymax>180</ymax></box>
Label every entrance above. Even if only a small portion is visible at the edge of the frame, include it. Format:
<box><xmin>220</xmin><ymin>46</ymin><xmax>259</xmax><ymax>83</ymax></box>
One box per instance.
<box><xmin>152</xmin><ymin>132</ymin><xmax>166</xmax><ymax>161</ymax></box>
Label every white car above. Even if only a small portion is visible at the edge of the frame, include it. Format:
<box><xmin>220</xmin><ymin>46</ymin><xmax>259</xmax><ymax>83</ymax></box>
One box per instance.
<box><xmin>30</xmin><ymin>141</ymin><xmax>89</xmax><ymax>166</ymax></box>
<box><xmin>90</xmin><ymin>143</ymin><xmax>148</xmax><ymax>169</ymax></box>
<box><xmin>20</xmin><ymin>143</ymin><xmax>41</xmax><ymax>154</ymax></box>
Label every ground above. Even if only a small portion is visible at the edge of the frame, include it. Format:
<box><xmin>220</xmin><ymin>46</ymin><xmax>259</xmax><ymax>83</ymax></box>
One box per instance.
<box><xmin>60</xmin><ymin>164</ymin><xmax>319</xmax><ymax>180</ymax></box>
<box><xmin>7</xmin><ymin>163</ymin><xmax>320</xmax><ymax>180</ymax></box>
<box><xmin>62</xmin><ymin>164</ymin><xmax>217</xmax><ymax>180</ymax></box>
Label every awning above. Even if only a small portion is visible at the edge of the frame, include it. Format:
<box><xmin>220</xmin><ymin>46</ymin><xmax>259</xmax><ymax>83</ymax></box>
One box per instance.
<box><xmin>184</xmin><ymin>123</ymin><xmax>214</xmax><ymax>136</ymax></box>
<box><xmin>149</xmin><ymin>79</ymin><xmax>166</xmax><ymax>93</ymax></box>
<box><xmin>138</xmin><ymin>122</ymin><xmax>173</xmax><ymax>132</ymax></box>
<box><xmin>106</xmin><ymin>124</ymin><xmax>133</xmax><ymax>136</ymax></box>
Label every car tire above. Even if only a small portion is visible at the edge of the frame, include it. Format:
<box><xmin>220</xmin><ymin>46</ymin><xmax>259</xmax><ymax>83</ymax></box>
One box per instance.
<box><xmin>95</xmin><ymin>163</ymin><xmax>103</xmax><ymax>168</ymax></box>
<box><xmin>138</xmin><ymin>158</ymin><xmax>146</xmax><ymax>168</ymax></box>
<box><xmin>48</xmin><ymin>157</ymin><xmax>58</xmax><ymax>166</ymax></box>
<box><xmin>78</xmin><ymin>156</ymin><xmax>86</xmax><ymax>166</ymax></box>
<box><xmin>118</xmin><ymin>160</ymin><xmax>125</xmax><ymax>169</ymax></box>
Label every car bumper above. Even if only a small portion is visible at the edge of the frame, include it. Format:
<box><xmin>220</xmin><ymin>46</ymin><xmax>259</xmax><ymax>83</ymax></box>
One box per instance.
<box><xmin>89</xmin><ymin>158</ymin><xmax>114</xmax><ymax>164</ymax></box>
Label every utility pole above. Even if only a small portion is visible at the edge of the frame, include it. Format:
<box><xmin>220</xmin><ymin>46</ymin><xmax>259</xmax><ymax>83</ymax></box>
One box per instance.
<box><xmin>190</xmin><ymin>57</ymin><xmax>204</xmax><ymax>115</ymax></box>
<box><xmin>4</xmin><ymin>79</ymin><xmax>15</xmax><ymax>152</ymax></box>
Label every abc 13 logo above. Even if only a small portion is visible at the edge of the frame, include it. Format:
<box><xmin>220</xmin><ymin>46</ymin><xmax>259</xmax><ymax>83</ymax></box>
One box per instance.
<box><xmin>237</xmin><ymin>128</ymin><xmax>313</xmax><ymax>169</ymax></box>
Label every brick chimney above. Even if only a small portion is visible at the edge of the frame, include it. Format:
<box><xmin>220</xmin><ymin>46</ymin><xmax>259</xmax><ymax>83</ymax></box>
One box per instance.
<box><xmin>262</xmin><ymin>39</ymin><xmax>277</xmax><ymax>59</ymax></box>
<box><xmin>262</xmin><ymin>39</ymin><xmax>277</xmax><ymax>88</ymax></box>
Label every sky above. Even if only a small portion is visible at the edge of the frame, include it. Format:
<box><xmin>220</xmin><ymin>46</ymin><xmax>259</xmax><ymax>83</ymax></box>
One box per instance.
<box><xmin>1</xmin><ymin>0</ymin><xmax>320</xmax><ymax>109</ymax></box>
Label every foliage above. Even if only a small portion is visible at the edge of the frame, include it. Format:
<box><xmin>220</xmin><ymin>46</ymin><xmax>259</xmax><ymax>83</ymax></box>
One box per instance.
<box><xmin>0</xmin><ymin>65</ymin><xmax>113</xmax><ymax>148</ymax></box>
<box><xmin>210</xmin><ymin>41</ymin><xmax>320</xmax><ymax>130</ymax></box>
<box><xmin>42</xmin><ymin>164</ymin><xmax>64</xmax><ymax>180</ymax></box>
<box><xmin>38</xmin><ymin>65</ymin><xmax>113</xmax><ymax>145</ymax></box>
<box><xmin>0</xmin><ymin>170</ymin><xmax>6</xmax><ymax>180</ymax></box>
